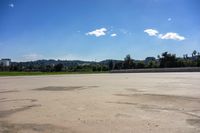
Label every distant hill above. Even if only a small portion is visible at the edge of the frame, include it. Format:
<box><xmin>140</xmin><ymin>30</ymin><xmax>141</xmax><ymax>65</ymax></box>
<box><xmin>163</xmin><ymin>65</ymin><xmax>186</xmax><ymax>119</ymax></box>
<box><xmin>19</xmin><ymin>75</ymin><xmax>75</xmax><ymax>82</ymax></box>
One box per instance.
<box><xmin>10</xmin><ymin>59</ymin><xmax>126</xmax><ymax>67</ymax></box>
<box><xmin>12</xmin><ymin>59</ymin><xmax>97</xmax><ymax>67</ymax></box>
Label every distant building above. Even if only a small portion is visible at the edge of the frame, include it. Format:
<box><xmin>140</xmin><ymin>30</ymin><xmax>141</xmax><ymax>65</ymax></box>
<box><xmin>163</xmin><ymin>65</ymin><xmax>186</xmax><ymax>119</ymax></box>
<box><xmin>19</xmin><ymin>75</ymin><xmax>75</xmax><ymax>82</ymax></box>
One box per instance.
<box><xmin>0</xmin><ymin>59</ymin><xmax>11</xmax><ymax>66</ymax></box>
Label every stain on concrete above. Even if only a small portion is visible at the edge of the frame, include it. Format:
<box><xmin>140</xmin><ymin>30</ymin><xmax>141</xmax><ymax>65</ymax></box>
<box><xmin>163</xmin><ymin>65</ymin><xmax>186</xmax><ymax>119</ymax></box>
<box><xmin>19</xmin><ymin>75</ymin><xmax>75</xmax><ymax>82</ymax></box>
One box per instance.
<box><xmin>115</xmin><ymin>113</ymin><xmax>132</xmax><ymax>118</ymax></box>
<box><xmin>107</xmin><ymin>101</ymin><xmax>200</xmax><ymax>119</ymax></box>
<box><xmin>33</xmin><ymin>86</ymin><xmax>98</xmax><ymax>91</ymax></box>
<box><xmin>0</xmin><ymin>104</ymin><xmax>41</xmax><ymax>118</ymax></box>
<box><xmin>186</xmin><ymin>119</ymin><xmax>200</xmax><ymax>128</ymax></box>
<box><xmin>114</xmin><ymin>93</ymin><xmax>200</xmax><ymax>102</ymax></box>
<box><xmin>0</xmin><ymin>90</ymin><xmax>19</xmax><ymax>93</ymax></box>
<box><xmin>0</xmin><ymin>98</ymin><xmax>6</xmax><ymax>101</ymax></box>
<box><xmin>125</xmin><ymin>88</ymin><xmax>144</xmax><ymax>92</ymax></box>
<box><xmin>0</xmin><ymin>99</ymin><xmax>37</xmax><ymax>103</ymax></box>
<box><xmin>0</xmin><ymin>121</ymin><xmax>75</xmax><ymax>133</ymax></box>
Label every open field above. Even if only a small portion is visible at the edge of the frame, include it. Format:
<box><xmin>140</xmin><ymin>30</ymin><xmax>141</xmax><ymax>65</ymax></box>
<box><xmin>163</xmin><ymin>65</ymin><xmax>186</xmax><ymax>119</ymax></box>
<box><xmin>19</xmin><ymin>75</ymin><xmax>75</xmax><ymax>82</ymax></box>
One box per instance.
<box><xmin>0</xmin><ymin>73</ymin><xmax>200</xmax><ymax>133</ymax></box>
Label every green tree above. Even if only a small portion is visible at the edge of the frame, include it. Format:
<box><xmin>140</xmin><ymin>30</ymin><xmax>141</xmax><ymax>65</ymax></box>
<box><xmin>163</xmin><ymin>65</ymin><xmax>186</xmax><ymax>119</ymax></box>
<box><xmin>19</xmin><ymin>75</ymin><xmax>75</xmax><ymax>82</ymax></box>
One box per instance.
<box><xmin>136</xmin><ymin>62</ymin><xmax>145</xmax><ymax>69</ymax></box>
<box><xmin>114</xmin><ymin>61</ymin><xmax>123</xmax><ymax>70</ymax></box>
<box><xmin>123</xmin><ymin>54</ymin><xmax>135</xmax><ymax>69</ymax></box>
<box><xmin>54</xmin><ymin>63</ymin><xmax>63</xmax><ymax>72</ymax></box>
<box><xmin>192</xmin><ymin>50</ymin><xmax>197</xmax><ymax>57</ymax></box>
<box><xmin>158</xmin><ymin>52</ymin><xmax>177</xmax><ymax>68</ymax></box>
<box><xmin>147</xmin><ymin>61</ymin><xmax>158</xmax><ymax>68</ymax></box>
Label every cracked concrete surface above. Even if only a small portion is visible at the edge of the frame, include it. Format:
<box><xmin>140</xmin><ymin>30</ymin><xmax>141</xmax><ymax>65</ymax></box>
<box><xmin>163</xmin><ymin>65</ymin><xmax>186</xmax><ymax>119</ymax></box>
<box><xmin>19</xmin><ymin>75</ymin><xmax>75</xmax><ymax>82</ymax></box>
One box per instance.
<box><xmin>0</xmin><ymin>73</ymin><xmax>200</xmax><ymax>133</ymax></box>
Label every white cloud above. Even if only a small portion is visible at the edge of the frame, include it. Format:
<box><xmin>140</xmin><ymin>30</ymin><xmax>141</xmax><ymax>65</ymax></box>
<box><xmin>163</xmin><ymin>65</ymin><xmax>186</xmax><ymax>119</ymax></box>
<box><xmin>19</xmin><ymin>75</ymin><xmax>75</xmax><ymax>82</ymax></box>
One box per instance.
<box><xmin>23</xmin><ymin>53</ymin><xmax>43</xmax><ymax>61</ymax></box>
<box><xmin>159</xmin><ymin>32</ymin><xmax>185</xmax><ymax>41</ymax></box>
<box><xmin>144</xmin><ymin>28</ymin><xmax>185</xmax><ymax>41</ymax></box>
<box><xmin>144</xmin><ymin>29</ymin><xmax>159</xmax><ymax>36</ymax></box>
<box><xmin>86</xmin><ymin>28</ymin><xmax>107</xmax><ymax>37</ymax></box>
<box><xmin>9</xmin><ymin>3</ymin><xmax>14</xmax><ymax>8</ymax></box>
<box><xmin>168</xmin><ymin>18</ymin><xmax>172</xmax><ymax>21</ymax></box>
<box><xmin>110</xmin><ymin>33</ymin><xmax>117</xmax><ymax>37</ymax></box>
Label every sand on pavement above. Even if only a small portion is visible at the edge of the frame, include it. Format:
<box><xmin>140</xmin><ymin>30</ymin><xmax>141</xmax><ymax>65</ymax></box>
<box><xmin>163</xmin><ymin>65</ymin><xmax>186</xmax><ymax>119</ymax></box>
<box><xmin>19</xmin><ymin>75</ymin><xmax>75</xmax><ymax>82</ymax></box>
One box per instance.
<box><xmin>0</xmin><ymin>73</ymin><xmax>200</xmax><ymax>133</ymax></box>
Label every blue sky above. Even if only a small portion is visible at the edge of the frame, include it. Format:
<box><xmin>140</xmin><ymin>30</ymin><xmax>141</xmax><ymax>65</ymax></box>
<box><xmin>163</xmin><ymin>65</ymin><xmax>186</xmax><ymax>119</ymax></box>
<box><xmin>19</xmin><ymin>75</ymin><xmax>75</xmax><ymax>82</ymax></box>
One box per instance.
<box><xmin>0</xmin><ymin>0</ymin><xmax>200</xmax><ymax>61</ymax></box>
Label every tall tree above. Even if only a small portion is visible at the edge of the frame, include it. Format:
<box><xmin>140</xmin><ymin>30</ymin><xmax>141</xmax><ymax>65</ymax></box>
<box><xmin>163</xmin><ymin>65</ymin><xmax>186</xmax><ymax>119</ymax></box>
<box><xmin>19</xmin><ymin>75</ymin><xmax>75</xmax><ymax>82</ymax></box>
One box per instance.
<box><xmin>192</xmin><ymin>50</ymin><xmax>197</xmax><ymax>57</ymax></box>
<box><xmin>123</xmin><ymin>54</ymin><xmax>135</xmax><ymax>69</ymax></box>
<box><xmin>158</xmin><ymin>52</ymin><xmax>177</xmax><ymax>68</ymax></box>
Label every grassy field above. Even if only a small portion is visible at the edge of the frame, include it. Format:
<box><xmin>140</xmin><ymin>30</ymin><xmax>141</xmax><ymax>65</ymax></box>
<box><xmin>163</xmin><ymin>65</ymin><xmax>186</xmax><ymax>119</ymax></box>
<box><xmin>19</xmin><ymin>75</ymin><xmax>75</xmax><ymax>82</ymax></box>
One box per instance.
<box><xmin>0</xmin><ymin>71</ymin><xmax>108</xmax><ymax>76</ymax></box>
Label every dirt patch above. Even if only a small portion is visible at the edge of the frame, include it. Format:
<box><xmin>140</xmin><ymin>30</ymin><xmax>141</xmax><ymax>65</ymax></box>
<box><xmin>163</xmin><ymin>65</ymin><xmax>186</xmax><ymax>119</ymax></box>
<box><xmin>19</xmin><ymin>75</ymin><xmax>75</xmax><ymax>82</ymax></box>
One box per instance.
<box><xmin>0</xmin><ymin>121</ymin><xmax>75</xmax><ymax>133</ymax></box>
<box><xmin>0</xmin><ymin>104</ymin><xmax>41</xmax><ymax>118</ymax></box>
<box><xmin>33</xmin><ymin>86</ymin><xmax>98</xmax><ymax>91</ymax></box>
<box><xmin>0</xmin><ymin>90</ymin><xmax>19</xmax><ymax>93</ymax></box>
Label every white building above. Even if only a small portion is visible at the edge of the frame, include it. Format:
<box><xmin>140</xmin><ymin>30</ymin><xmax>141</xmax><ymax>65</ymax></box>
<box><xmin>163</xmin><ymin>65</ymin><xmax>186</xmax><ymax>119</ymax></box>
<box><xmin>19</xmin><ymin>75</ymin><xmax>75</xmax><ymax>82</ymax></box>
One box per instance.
<box><xmin>0</xmin><ymin>59</ymin><xmax>11</xmax><ymax>67</ymax></box>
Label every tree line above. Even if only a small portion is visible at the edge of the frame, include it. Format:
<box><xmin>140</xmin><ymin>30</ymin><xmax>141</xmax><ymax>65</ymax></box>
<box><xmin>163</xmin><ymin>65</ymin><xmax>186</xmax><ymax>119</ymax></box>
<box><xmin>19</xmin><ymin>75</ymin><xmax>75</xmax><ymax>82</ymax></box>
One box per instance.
<box><xmin>0</xmin><ymin>62</ymin><xmax>109</xmax><ymax>72</ymax></box>
<box><xmin>0</xmin><ymin>50</ymin><xmax>200</xmax><ymax>72</ymax></box>
<box><xmin>111</xmin><ymin>50</ymin><xmax>200</xmax><ymax>70</ymax></box>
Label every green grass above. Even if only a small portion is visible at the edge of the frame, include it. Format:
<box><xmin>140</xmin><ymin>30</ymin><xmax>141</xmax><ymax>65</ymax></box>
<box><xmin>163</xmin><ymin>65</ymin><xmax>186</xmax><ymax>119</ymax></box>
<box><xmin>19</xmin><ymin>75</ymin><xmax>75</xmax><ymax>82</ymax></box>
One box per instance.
<box><xmin>0</xmin><ymin>71</ymin><xmax>108</xmax><ymax>76</ymax></box>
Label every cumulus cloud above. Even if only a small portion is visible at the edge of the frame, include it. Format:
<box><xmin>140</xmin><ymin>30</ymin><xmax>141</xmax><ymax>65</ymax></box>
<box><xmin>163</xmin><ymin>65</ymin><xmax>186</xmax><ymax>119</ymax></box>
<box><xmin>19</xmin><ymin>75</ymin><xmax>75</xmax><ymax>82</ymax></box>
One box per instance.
<box><xmin>144</xmin><ymin>28</ymin><xmax>185</xmax><ymax>41</ymax></box>
<box><xmin>9</xmin><ymin>3</ymin><xmax>14</xmax><ymax>8</ymax></box>
<box><xmin>144</xmin><ymin>29</ymin><xmax>159</xmax><ymax>36</ymax></box>
<box><xmin>110</xmin><ymin>33</ymin><xmax>117</xmax><ymax>37</ymax></box>
<box><xmin>158</xmin><ymin>32</ymin><xmax>185</xmax><ymax>41</ymax></box>
<box><xmin>86</xmin><ymin>28</ymin><xmax>107</xmax><ymax>37</ymax></box>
